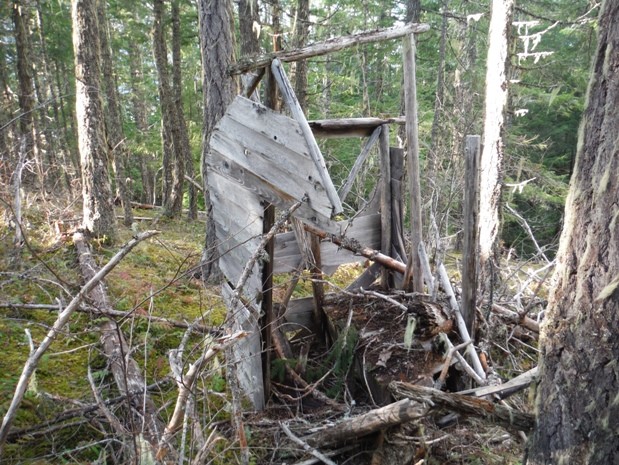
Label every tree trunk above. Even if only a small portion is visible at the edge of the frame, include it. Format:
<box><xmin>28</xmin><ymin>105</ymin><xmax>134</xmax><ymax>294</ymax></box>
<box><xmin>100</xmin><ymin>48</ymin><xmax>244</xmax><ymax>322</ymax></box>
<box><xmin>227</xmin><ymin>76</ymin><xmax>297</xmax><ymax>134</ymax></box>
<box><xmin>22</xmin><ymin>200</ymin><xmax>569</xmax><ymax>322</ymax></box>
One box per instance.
<box><xmin>0</xmin><ymin>40</ymin><xmax>17</xmax><ymax>183</ymax></box>
<box><xmin>171</xmin><ymin>0</ymin><xmax>194</xmax><ymax>220</ymax></box>
<box><xmin>152</xmin><ymin>0</ymin><xmax>184</xmax><ymax>218</ymax></box>
<box><xmin>98</xmin><ymin>0</ymin><xmax>134</xmax><ymax>227</ymax></box>
<box><xmin>293</xmin><ymin>0</ymin><xmax>309</xmax><ymax>113</ymax></box>
<box><xmin>72</xmin><ymin>0</ymin><xmax>117</xmax><ymax>242</ymax></box>
<box><xmin>527</xmin><ymin>1</ymin><xmax>619</xmax><ymax>463</ymax></box>
<box><xmin>478</xmin><ymin>0</ymin><xmax>514</xmax><ymax>331</ymax></box>
<box><xmin>12</xmin><ymin>0</ymin><xmax>41</xmax><ymax>187</ymax></box>
<box><xmin>127</xmin><ymin>39</ymin><xmax>154</xmax><ymax>204</ymax></box>
<box><xmin>196</xmin><ymin>0</ymin><xmax>237</xmax><ymax>282</ymax></box>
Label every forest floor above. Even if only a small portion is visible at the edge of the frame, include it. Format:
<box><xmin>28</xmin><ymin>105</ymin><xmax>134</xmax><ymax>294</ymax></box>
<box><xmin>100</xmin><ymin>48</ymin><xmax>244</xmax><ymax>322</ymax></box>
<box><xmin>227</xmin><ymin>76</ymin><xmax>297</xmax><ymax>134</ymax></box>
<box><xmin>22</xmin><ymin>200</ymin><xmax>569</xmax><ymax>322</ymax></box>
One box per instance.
<box><xmin>0</xmin><ymin>194</ymin><xmax>541</xmax><ymax>464</ymax></box>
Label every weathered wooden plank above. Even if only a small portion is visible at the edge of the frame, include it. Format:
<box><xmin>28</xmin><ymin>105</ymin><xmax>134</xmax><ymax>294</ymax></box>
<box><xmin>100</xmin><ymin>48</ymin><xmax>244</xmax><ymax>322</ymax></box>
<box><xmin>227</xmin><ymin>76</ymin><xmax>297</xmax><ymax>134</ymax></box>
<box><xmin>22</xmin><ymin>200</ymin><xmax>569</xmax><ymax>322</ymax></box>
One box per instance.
<box><xmin>379</xmin><ymin>124</ymin><xmax>392</xmax><ymax>288</ymax></box>
<box><xmin>273</xmin><ymin>213</ymin><xmax>382</xmax><ymax>274</ymax></box>
<box><xmin>209</xmin><ymin>133</ymin><xmax>333</xmax><ymax>218</ymax></box>
<box><xmin>271</xmin><ymin>59</ymin><xmax>343</xmax><ymax>215</ymax></box>
<box><xmin>208</xmin><ymin>151</ymin><xmax>337</xmax><ymax>234</ymax></box>
<box><xmin>230</xmin><ymin>22</ymin><xmax>430</xmax><ymax>75</ymax></box>
<box><xmin>222</xmin><ymin>283</ymin><xmax>265</xmax><ymax>410</ymax></box>
<box><xmin>310</xmin><ymin>117</ymin><xmax>406</xmax><ymax>139</ymax></box>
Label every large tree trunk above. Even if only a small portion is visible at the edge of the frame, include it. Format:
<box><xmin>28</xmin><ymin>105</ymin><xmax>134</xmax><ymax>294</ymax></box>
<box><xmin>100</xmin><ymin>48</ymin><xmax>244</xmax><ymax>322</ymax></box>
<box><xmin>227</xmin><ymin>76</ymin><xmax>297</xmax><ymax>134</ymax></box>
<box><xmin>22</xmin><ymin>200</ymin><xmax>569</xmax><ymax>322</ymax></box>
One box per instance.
<box><xmin>477</xmin><ymin>0</ymin><xmax>514</xmax><ymax>333</ymax></box>
<box><xmin>97</xmin><ymin>0</ymin><xmax>134</xmax><ymax>227</ymax></box>
<box><xmin>72</xmin><ymin>0</ymin><xmax>117</xmax><ymax>241</ymax></box>
<box><xmin>197</xmin><ymin>0</ymin><xmax>237</xmax><ymax>282</ymax></box>
<box><xmin>293</xmin><ymin>0</ymin><xmax>309</xmax><ymax>113</ymax></box>
<box><xmin>527</xmin><ymin>2</ymin><xmax>619</xmax><ymax>464</ymax></box>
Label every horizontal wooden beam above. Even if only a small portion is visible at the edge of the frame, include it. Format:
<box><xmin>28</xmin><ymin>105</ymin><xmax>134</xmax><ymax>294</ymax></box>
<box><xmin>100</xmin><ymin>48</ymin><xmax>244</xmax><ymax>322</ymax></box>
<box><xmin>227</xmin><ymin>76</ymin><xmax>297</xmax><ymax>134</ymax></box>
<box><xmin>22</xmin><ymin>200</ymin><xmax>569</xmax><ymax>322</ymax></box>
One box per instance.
<box><xmin>309</xmin><ymin>117</ymin><xmax>405</xmax><ymax>139</ymax></box>
<box><xmin>230</xmin><ymin>22</ymin><xmax>430</xmax><ymax>75</ymax></box>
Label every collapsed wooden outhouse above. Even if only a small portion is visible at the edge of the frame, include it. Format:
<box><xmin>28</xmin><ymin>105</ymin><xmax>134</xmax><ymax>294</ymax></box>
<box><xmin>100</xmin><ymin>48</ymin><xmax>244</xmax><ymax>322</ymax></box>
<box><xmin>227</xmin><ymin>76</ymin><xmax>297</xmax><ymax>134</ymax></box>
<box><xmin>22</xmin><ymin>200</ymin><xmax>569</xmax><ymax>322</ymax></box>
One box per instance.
<box><xmin>206</xmin><ymin>22</ymin><xmax>444</xmax><ymax>409</ymax></box>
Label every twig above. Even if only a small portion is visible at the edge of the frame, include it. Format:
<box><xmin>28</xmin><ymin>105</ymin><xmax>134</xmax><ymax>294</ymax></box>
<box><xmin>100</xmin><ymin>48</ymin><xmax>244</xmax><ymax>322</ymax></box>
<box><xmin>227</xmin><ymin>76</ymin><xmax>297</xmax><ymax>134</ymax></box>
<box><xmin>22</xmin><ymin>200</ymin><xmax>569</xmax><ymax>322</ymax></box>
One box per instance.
<box><xmin>360</xmin><ymin>288</ymin><xmax>408</xmax><ymax>311</ymax></box>
<box><xmin>155</xmin><ymin>331</ymin><xmax>248</xmax><ymax>461</ymax></box>
<box><xmin>281</xmin><ymin>422</ymin><xmax>338</xmax><ymax>465</ymax></box>
<box><xmin>505</xmin><ymin>203</ymin><xmax>550</xmax><ymax>263</ymax></box>
<box><xmin>437</xmin><ymin>264</ymin><xmax>486</xmax><ymax>381</ymax></box>
<box><xmin>434</xmin><ymin>340</ymin><xmax>472</xmax><ymax>390</ymax></box>
<box><xmin>0</xmin><ymin>230</ymin><xmax>159</xmax><ymax>454</ymax></box>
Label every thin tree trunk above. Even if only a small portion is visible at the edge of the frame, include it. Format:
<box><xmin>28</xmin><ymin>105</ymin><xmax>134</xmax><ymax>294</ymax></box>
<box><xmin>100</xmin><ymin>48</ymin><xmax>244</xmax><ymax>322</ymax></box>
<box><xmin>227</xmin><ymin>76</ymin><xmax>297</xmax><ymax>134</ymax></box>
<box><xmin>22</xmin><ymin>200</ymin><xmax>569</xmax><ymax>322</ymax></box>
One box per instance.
<box><xmin>12</xmin><ymin>0</ymin><xmax>41</xmax><ymax>187</ymax></box>
<box><xmin>153</xmin><ymin>0</ymin><xmax>183</xmax><ymax>218</ymax></box>
<box><xmin>171</xmin><ymin>0</ymin><xmax>193</xmax><ymax>220</ymax></box>
<box><xmin>293</xmin><ymin>0</ymin><xmax>309</xmax><ymax>113</ymax></box>
<box><xmin>72</xmin><ymin>0</ymin><xmax>117</xmax><ymax>241</ymax></box>
<box><xmin>98</xmin><ymin>0</ymin><xmax>134</xmax><ymax>227</ymax></box>
<box><xmin>527</xmin><ymin>2</ymin><xmax>619</xmax><ymax>463</ymax></box>
<box><xmin>478</xmin><ymin>0</ymin><xmax>514</xmax><ymax>303</ymax></box>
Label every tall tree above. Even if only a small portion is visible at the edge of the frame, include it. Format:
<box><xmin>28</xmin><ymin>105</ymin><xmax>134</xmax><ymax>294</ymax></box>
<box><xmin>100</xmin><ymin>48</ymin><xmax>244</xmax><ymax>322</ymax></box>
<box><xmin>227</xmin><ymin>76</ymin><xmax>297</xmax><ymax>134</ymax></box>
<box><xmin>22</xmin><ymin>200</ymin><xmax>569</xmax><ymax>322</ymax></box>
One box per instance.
<box><xmin>97</xmin><ymin>0</ymin><xmax>134</xmax><ymax>227</ymax></box>
<box><xmin>12</xmin><ymin>0</ymin><xmax>41</xmax><ymax>186</ymax></box>
<box><xmin>293</xmin><ymin>0</ymin><xmax>310</xmax><ymax>113</ymax></box>
<box><xmin>72</xmin><ymin>0</ymin><xmax>117</xmax><ymax>241</ymax></box>
<box><xmin>477</xmin><ymin>0</ymin><xmax>514</xmax><ymax>333</ymax></box>
<box><xmin>171</xmin><ymin>0</ymin><xmax>195</xmax><ymax>220</ymax></box>
<box><xmin>527</xmin><ymin>1</ymin><xmax>619</xmax><ymax>463</ymax></box>
<box><xmin>197</xmin><ymin>0</ymin><xmax>237</xmax><ymax>281</ymax></box>
<box><xmin>152</xmin><ymin>0</ymin><xmax>184</xmax><ymax>218</ymax></box>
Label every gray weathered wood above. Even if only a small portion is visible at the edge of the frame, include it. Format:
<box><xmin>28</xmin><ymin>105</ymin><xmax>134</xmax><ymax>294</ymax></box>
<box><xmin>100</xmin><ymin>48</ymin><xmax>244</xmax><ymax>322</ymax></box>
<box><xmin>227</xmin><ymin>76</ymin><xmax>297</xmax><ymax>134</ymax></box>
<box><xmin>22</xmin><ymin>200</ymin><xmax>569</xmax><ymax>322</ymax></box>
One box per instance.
<box><xmin>379</xmin><ymin>125</ymin><xmax>392</xmax><ymax>288</ymax></box>
<box><xmin>230</xmin><ymin>22</ymin><xmax>430</xmax><ymax>75</ymax></box>
<box><xmin>338</xmin><ymin>126</ymin><xmax>382</xmax><ymax>203</ymax></box>
<box><xmin>208</xmin><ymin>149</ymin><xmax>335</xmax><ymax>234</ymax></box>
<box><xmin>461</xmin><ymin>136</ymin><xmax>481</xmax><ymax>335</ymax></box>
<box><xmin>208</xmin><ymin>97</ymin><xmax>334</xmax><ymax>219</ymax></box>
<box><xmin>271</xmin><ymin>59</ymin><xmax>343</xmax><ymax>215</ymax></box>
<box><xmin>222</xmin><ymin>283</ymin><xmax>265</xmax><ymax>410</ymax></box>
<box><xmin>309</xmin><ymin>117</ymin><xmax>405</xmax><ymax>139</ymax></box>
<box><xmin>273</xmin><ymin>213</ymin><xmax>381</xmax><ymax>274</ymax></box>
<box><xmin>390</xmin><ymin>147</ymin><xmax>407</xmax><ymax>265</ymax></box>
<box><xmin>402</xmin><ymin>33</ymin><xmax>424</xmax><ymax>292</ymax></box>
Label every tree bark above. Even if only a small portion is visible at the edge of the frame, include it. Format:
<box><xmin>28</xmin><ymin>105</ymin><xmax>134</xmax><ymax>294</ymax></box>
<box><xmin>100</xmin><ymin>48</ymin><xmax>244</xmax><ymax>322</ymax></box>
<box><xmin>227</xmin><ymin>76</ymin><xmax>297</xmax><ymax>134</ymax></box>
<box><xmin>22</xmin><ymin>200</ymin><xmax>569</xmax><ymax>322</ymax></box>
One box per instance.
<box><xmin>478</xmin><ymin>0</ymin><xmax>514</xmax><ymax>300</ymax></box>
<box><xmin>171</xmin><ymin>0</ymin><xmax>194</xmax><ymax>220</ymax></box>
<box><xmin>197</xmin><ymin>0</ymin><xmax>237</xmax><ymax>282</ymax></box>
<box><xmin>72</xmin><ymin>0</ymin><xmax>117</xmax><ymax>241</ymax></box>
<box><xmin>97</xmin><ymin>0</ymin><xmax>134</xmax><ymax>227</ymax></box>
<box><xmin>12</xmin><ymin>0</ymin><xmax>41</xmax><ymax>186</ymax></box>
<box><xmin>152</xmin><ymin>0</ymin><xmax>184</xmax><ymax>218</ymax></box>
<box><xmin>293</xmin><ymin>0</ymin><xmax>309</xmax><ymax>113</ymax></box>
<box><xmin>527</xmin><ymin>1</ymin><xmax>619</xmax><ymax>463</ymax></box>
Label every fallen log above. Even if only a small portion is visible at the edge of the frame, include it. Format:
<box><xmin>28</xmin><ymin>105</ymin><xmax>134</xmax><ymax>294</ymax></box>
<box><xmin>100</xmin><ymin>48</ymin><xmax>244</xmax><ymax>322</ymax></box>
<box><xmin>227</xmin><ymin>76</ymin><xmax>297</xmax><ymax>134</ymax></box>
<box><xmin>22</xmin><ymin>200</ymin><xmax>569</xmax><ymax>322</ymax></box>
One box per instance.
<box><xmin>389</xmin><ymin>381</ymin><xmax>535</xmax><ymax>432</ymax></box>
<box><xmin>74</xmin><ymin>232</ymin><xmax>166</xmax><ymax>456</ymax></box>
<box><xmin>304</xmin><ymin>398</ymin><xmax>427</xmax><ymax>448</ymax></box>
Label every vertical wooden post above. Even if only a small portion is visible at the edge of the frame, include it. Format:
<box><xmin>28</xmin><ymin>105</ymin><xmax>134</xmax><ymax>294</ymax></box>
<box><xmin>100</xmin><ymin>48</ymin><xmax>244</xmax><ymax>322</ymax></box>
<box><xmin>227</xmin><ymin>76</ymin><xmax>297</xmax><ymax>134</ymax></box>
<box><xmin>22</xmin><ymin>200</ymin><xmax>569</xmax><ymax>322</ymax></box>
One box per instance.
<box><xmin>402</xmin><ymin>33</ymin><xmax>424</xmax><ymax>292</ymax></box>
<box><xmin>390</xmin><ymin>147</ymin><xmax>407</xmax><ymax>265</ymax></box>
<box><xmin>462</xmin><ymin>135</ymin><xmax>481</xmax><ymax>336</ymax></box>
<box><xmin>259</xmin><ymin>64</ymin><xmax>279</xmax><ymax>403</ymax></box>
<box><xmin>379</xmin><ymin>124</ymin><xmax>392</xmax><ymax>288</ymax></box>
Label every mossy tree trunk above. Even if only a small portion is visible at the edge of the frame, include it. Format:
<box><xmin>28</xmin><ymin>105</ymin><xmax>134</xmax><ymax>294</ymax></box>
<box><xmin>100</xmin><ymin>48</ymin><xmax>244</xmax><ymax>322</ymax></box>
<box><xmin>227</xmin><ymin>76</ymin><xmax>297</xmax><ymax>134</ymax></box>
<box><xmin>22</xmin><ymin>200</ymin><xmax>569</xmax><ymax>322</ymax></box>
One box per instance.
<box><xmin>72</xmin><ymin>0</ymin><xmax>117</xmax><ymax>242</ymax></box>
<box><xmin>527</xmin><ymin>1</ymin><xmax>619</xmax><ymax>463</ymax></box>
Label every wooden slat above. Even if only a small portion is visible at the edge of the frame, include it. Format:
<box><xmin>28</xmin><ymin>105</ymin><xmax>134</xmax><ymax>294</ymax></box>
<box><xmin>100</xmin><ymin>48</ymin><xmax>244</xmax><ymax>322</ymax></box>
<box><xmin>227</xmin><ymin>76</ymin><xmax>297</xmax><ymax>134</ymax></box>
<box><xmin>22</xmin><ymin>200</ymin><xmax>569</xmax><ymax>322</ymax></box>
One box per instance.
<box><xmin>208</xmin><ymin>151</ymin><xmax>336</xmax><ymax>233</ymax></box>
<box><xmin>273</xmin><ymin>213</ymin><xmax>382</xmax><ymax>274</ymax></box>
<box><xmin>222</xmin><ymin>283</ymin><xmax>264</xmax><ymax>410</ymax></box>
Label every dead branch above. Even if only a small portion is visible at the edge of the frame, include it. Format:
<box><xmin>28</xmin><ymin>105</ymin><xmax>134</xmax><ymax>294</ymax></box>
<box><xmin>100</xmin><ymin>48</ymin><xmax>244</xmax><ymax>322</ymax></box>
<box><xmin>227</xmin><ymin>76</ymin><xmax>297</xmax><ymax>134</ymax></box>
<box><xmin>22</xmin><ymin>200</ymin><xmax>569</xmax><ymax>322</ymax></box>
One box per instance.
<box><xmin>457</xmin><ymin>366</ymin><xmax>539</xmax><ymax>400</ymax></box>
<box><xmin>304</xmin><ymin>399</ymin><xmax>427</xmax><ymax>448</ymax></box>
<box><xmin>0</xmin><ymin>301</ymin><xmax>220</xmax><ymax>335</ymax></box>
<box><xmin>389</xmin><ymin>382</ymin><xmax>535</xmax><ymax>432</ymax></box>
<box><xmin>230</xmin><ymin>22</ymin><xmax>430</xmax><ymax>75</ymax></box>
<box><xmin>302</xmin><ymin>222</ymin><xmax>408</xmax><ymax>274</ymax></box>
<box><xmin>0</xmin><ymin>230</ymin><xmax>159</xmax><ymax>454</ymax></box>
<box><xmin>281</xmin><ymin>422</ymin><xmax>337</xmax><ymax>465</ymax></box>
<box><xmin>156</xmin><ymin>331</ymin><xmax>248</xmax><ymax>461</ymax></box>
<box><xmin>491</xmin><ymin>304</ymin><xmax>540</xmax><ymax>333</ymax></box>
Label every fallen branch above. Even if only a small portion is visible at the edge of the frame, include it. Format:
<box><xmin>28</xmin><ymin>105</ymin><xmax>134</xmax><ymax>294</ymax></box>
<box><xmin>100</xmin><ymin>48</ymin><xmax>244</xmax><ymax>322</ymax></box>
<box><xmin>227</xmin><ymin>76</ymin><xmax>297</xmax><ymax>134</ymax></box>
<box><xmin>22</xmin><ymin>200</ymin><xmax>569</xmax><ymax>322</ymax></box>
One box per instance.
<box><xmin>302</xmin><ymin>222</ymin><xmax>408</xmax><ymax>274</ymax></box>
<box><xmin>491</xmin><ymin>304</ymin><xmax>540</xmax><ymax>333</ymax></box>
<box><xmin>457</xmin><ymin>366</ymin><xmax>539</xmax><ymax>400</ymax></box>
<box><xmin>281</xmin><ymin>422</ymin><xmax>337</xmax><ymax>465</ymax></box>
<box><xmin>389</xmin><ymin>382</ymin><xmax>535</xmax><ymax>432</ymax></box>
<box><xmin>0</xmin><ymin>301</ymin><xmax>220</xmax><ymax>335</ymax></box>
<box><xmin>0</xmin><ymin>230</ymin><xmax>159</xmax><ymax>454</ymax></box>
<box><xmin>304</xmin><ymin>398</ymin><xmax>427</xmax><ymax>448</ymax></box>
<box><xmin>156</xmin><ymin>330</ymin><xmax>248</xmax><ymax>460</ymax></box>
